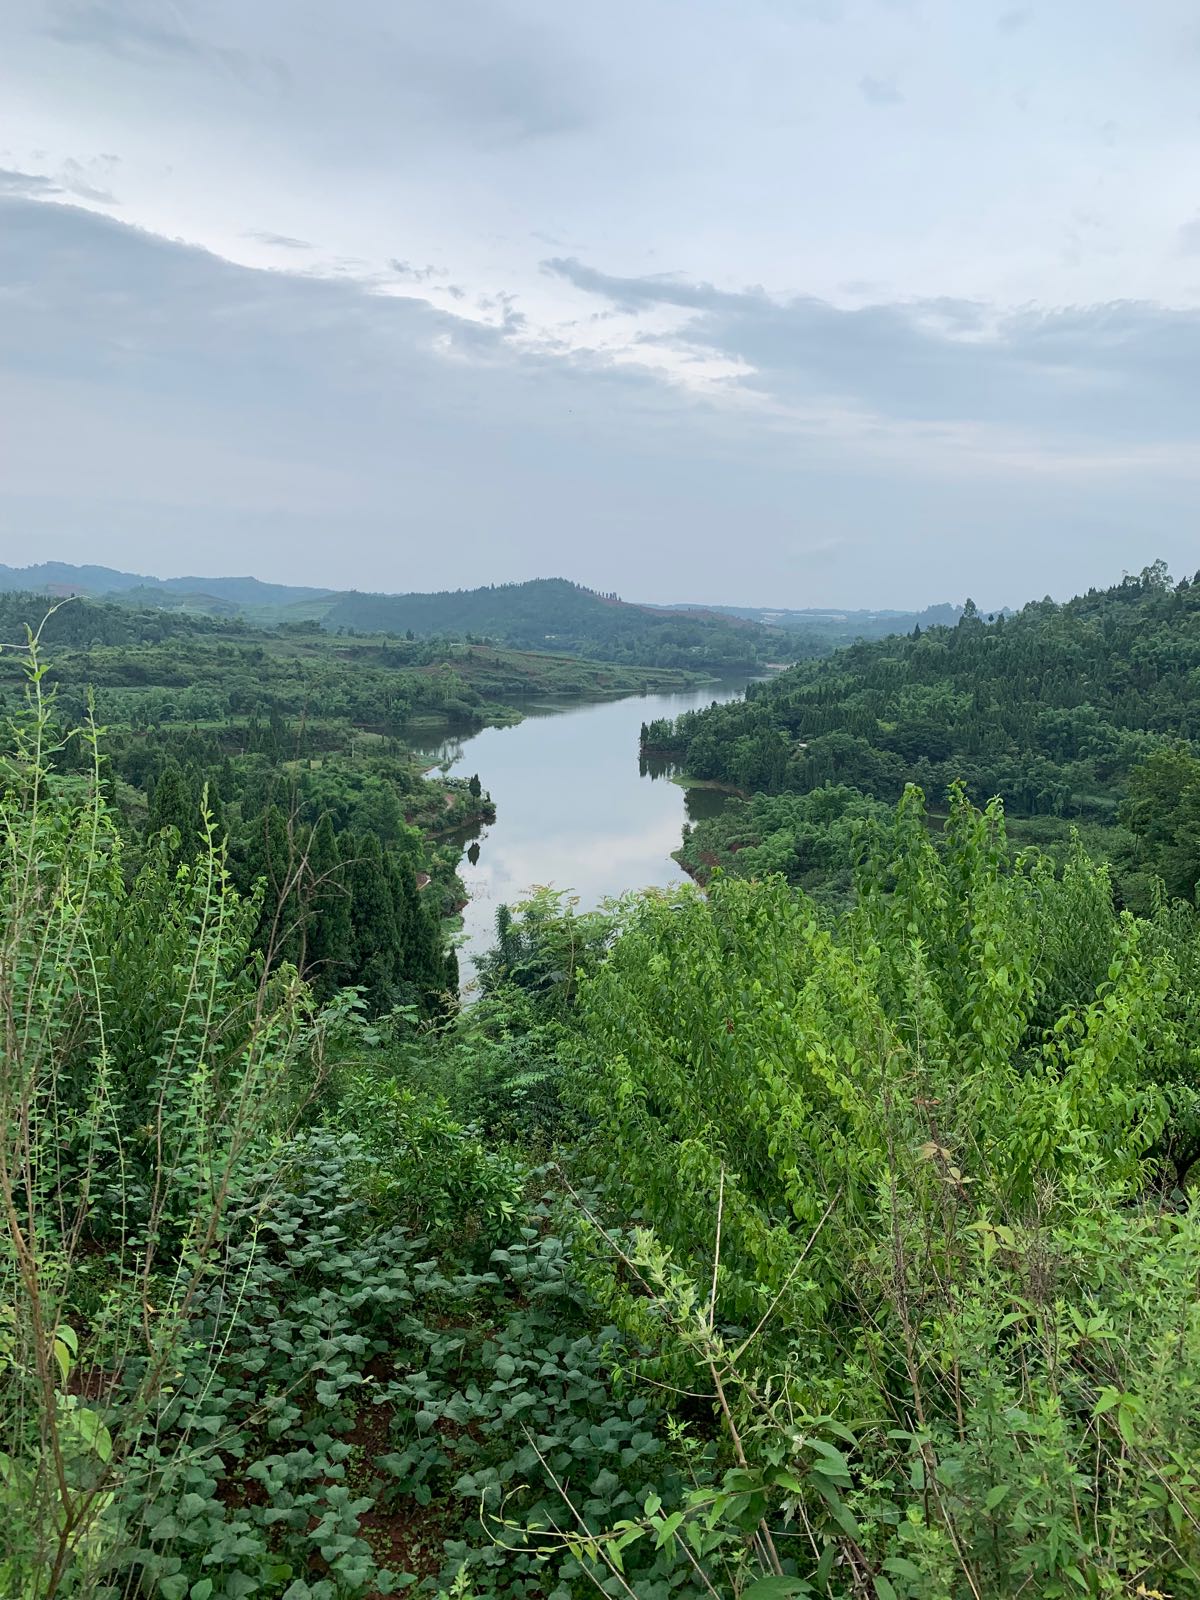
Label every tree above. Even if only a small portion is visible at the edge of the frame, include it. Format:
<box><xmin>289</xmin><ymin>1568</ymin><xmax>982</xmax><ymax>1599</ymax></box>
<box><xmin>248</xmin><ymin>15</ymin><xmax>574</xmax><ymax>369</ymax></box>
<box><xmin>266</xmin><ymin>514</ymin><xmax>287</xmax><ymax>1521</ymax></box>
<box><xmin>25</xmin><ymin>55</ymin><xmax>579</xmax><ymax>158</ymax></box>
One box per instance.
<box><xmin>345</xmin><ymin>832</ymin><xmax>400</xmax><ymax>1012</ymax></box>
<box><xmin>303</xmin><ymin>815</ymin><xmax>353</xmax><ymax>1001</ymax></box>
<box><xmin>146</xmin><ymin>758</ymin><xmax>196</xmax><ymax>864</ymax></box>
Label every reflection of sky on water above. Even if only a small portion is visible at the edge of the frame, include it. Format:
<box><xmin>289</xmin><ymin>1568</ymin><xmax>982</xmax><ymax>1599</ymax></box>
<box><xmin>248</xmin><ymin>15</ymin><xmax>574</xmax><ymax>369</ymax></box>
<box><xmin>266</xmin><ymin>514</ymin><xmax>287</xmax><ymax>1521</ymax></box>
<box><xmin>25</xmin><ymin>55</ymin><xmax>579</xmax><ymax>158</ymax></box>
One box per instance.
<box><xmin>410</xmin><ymin>681</ymin><xmax>749</xmax><ymax>981</ymax></box>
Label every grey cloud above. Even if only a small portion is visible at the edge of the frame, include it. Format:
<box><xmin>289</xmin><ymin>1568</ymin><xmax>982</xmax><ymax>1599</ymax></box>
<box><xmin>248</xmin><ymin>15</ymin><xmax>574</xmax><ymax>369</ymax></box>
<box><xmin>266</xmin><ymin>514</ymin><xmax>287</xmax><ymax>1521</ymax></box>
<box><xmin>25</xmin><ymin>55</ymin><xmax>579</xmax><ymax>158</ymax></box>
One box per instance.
<box><xmin>0</xmin><ymin>198</ymin><xmax>721</xmax><ymax>585</ymax></box>
<box><xmin>246</xmin><ymin>231</ymin><xmax>312</xmax><ymax>250</ymax></box>
<box><xmin>859</xmin><ymin>75</ymin><xmax>904</xmax><ymax>107</ymax></box>
<box><xmin>350</xmin><ymin>2</ymin><xmax>597</xmax><ymax>145</ymax></box>
<box><xmin>44</xmin><ymin>0</ymin><xmax>593</xmax><ymax>147</ymax></box>
<box><xmin>44</xmin><ymin>0</ymin><xmax>289</xmax><ymax>91</ymax></box>
<box><xmin>0</xmin><ymin>169</ymin><xmax>60</xmax><ymax>198</ymax></box>
<box><xmin>1178</xmin><ymin>215</ymin><xmax>1200</xmax><ymax>256</ymax></box>
<box><xmin>0</xmin><ymin>161</ymin><xmax>116</xmax><ymax>204</ymax></box>
<box><xmin>57</xmin><ymin>158</ymin><xmax>117</xmax><ymax>204</ymax></box>
<box><xmin>2</xmin><ymin>198</ymin><xmax>1197</xmax><ymax>610</ymax></box>
<box><xmin>542</xmin><ymin>257</ymin><xmax>743</xmax><ymax>314</ymax></box>
<box><xmin>544</xmin><ymin>256</ymin><xmax>1200</xmax><ymax>440</ymax></box>
<box><xmin>390</xmin><ymin>260</ymin><xmax>446</xmax><ymax>283</ymax></box>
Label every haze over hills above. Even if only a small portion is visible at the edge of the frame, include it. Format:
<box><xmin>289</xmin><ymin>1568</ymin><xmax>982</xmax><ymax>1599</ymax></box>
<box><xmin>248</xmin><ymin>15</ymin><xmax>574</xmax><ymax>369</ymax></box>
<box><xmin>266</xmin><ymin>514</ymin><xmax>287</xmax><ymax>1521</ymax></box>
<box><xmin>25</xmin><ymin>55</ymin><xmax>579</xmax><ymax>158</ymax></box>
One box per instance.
<box><xmin>0</xmin><ymin>561</ymin><xmax>967</xmax><ymax>662</ymax></box>
<box><xmin>650</xmin><ymin>599</ymin><xmax>970</xmax><ymax>639</ymax></box>
<box><xmin>0</xmin><ymin>562</ymin><xmax>334</xmax><ymax>609</ymax></box>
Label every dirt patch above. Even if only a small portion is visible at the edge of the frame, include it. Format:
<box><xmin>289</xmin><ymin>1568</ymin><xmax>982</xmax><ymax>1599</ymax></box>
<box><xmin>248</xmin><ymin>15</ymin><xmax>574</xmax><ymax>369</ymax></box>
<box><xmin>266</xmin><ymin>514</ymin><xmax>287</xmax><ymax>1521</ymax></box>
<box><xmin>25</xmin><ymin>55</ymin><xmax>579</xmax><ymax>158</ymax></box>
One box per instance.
<box><xmin>359</xmin><ymin>1496</ymin><xmax>462</xmax><ymax>1589</ymax></box>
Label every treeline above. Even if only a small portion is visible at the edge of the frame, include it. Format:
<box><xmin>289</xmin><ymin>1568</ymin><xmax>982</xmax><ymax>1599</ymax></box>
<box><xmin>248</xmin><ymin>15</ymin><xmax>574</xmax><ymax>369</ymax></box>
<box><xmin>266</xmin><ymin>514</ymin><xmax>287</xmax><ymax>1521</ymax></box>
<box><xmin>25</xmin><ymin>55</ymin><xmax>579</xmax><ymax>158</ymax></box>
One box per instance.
<box><xmin>137</xmin><ymin>744</ymin><xmax>465</xmax><ymax>1014</ymax></box>
<box><xmin>322</xmin><ymin>577</ymin><xmax>799</xmax><ymax>669</ymax></box>
<box><xmin>647</xmin><ymin>563</ymin><xmax>1200</xmax><ymax>902</ymax></box>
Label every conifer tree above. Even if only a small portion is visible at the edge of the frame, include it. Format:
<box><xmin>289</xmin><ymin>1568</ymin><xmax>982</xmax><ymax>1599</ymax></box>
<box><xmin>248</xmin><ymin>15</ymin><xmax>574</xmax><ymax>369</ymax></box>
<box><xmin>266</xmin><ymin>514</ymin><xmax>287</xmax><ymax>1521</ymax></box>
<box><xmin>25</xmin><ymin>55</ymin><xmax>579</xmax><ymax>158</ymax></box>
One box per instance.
<box><xmin>304</xmin><ymin>815</ymin><xmax>353</xmax><ymax>1001</ymax></box>
<box><xmin>346</xmin><ymin>832</ymin><xmax>400</xmax><ymax>1013</ymax></box>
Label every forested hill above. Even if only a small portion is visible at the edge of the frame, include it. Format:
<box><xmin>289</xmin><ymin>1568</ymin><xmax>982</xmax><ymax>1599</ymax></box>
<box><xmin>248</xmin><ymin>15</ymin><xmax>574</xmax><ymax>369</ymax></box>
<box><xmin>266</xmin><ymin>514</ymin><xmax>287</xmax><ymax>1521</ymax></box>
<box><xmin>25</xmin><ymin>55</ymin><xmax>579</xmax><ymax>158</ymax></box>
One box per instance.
<box><xmin>649</xmin><ymin>563</ymin><xmax>1200</xmax><ymax>901</ymax></box>
<box><xmin>646</xmin><ymin>598</ymin><xmax>969</xmax><ymax>640</ymax></box>
<box><xmin>0</xmin><ymin>564</ymin><xmax>806</xmax><ymax>668</ymax></box>
<box><xmin>321</xmin><ymin>578</ymin><xmax>793</xmax><ymax>669</ymax></box>
<box><xmin>2</xmin><ymin>561</ymin><xmax>996</xmax><ymax>669</ymax></box>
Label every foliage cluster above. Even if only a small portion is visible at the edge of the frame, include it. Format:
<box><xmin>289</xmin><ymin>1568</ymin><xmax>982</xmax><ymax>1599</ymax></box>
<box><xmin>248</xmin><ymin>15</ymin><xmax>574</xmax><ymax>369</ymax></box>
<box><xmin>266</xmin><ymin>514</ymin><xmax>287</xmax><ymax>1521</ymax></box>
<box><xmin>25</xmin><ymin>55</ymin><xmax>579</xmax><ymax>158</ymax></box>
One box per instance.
<box><xmin>572</xmin><ymin>788</ymin><xmax>1200</xmax><ymax>1594</ymax></box>
<box><xmin>644</xmin><ymin>565</ymin><xmax>1200</xmax><ymax>907</ymax></box>
<box><xmin>322</xmin><ymin>581</ymin><xmax>792</xmax><ymax>672</ymax></box>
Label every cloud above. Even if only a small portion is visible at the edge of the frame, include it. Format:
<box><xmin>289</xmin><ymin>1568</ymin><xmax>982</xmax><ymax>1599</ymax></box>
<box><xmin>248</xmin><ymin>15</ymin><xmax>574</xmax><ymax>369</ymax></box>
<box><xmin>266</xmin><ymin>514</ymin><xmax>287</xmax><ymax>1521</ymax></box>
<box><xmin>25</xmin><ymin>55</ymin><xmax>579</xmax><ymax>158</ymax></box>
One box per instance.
<box><xmin>0</xmin><ymin>169</ymin><xmax>60</xmax><ymax>198</ymax></box>
<box><xmin>43</xmin><ymin>0</ymin><xmax>288</xmax><ymax>91</ymax></box>
<box><xmin>859</xmin><ymin>75</ymin><xmax>904</xmax><ymax>107</ymax></box>
<box><xmin>2</xmin><ymin>197</ymin><xmax>1199</xmax><ymax>609</ymax></box>
<box><xmin>390</xmin><ymin>260</ymin><xmax>446</xmax><ymax>283</ymax></box>
<box><xmin>0</xmin><ymin>163</ymin><xmax>116</xmax><ymax>205</ymax></box>
<box><xmin>41</xmin><ymin>0</ymin><xmax>595</xmax><ymax>148</ymax></box>
<box><xmin>57</xmin><ymin>158</ymin><xmax>117</xmax><ymax>204</ymax></box>
<box><xmin>246</xmin><ymin>231</ymin><xmax>312</xmax><ymax>250</ymax></box>
<box><xmin>1178</xmin><ymin>215</ymin><xmax>1200</xmax><ymax>256</ymax></box>
<box><xmin>543</xmin><ymin>256</ymin><xmax>1200</xmax><ymax>442</ymax></box>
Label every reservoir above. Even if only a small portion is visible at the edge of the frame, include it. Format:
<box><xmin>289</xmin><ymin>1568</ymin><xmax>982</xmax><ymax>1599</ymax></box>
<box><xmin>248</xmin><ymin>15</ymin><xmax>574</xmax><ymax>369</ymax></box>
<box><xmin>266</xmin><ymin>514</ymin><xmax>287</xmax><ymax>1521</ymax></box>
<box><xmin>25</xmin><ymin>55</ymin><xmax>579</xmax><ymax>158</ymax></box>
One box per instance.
<box><xmin>410</xmin><ymin>678</ymin><xmax>751</xmax><ymax>982</ymax></box>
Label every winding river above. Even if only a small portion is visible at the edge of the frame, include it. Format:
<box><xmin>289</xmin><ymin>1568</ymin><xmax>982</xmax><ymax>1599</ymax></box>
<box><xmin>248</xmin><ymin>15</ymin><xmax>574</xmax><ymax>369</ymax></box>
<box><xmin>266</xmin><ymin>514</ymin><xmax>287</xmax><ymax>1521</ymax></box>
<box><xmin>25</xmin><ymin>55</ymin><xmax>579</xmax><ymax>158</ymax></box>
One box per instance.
<box><xmin>410</xmin><ymin>678</ymin><xmax>752</xmax><ymax>982</ymax></box>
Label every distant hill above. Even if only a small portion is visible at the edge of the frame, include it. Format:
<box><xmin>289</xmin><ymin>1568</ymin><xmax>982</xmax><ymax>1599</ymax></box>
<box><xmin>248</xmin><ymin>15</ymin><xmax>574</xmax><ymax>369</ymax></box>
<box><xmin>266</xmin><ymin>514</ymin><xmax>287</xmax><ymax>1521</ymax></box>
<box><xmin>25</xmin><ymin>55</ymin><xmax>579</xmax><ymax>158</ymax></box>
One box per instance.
<box><xmin>649</xmin><ymin>600</ymin><xmax>973</xmax><ymax>639</ymax></box>
<box><xmin>0</xmin><ymin>562</ymin><xmax>334</xmax><ymax>610</ymax></box>
<box><xmin>322</xmin><ymin>579</ymin><xmax>786</xmax><ymax>670</ymax></box>
<box><xmin>0</xmin><ymin>561</ymin><xmax>984</xmax><ymax>669</ymax></box>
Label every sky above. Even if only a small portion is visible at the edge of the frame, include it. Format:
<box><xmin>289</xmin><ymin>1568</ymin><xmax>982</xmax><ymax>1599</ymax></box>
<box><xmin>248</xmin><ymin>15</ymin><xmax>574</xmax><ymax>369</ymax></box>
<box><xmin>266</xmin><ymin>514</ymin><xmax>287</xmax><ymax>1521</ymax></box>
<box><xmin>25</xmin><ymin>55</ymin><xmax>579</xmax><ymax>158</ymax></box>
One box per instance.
<box><xmin>2</xmin><ymin>1</ymin><xmax>1199</xmax><ymax>609</ymax></box>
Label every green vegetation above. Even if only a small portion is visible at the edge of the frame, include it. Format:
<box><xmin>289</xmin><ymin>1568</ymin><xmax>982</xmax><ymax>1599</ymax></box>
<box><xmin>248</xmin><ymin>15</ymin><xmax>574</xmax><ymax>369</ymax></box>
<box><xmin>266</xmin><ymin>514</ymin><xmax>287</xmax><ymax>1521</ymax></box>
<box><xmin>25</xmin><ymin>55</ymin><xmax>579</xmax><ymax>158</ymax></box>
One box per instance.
<box><xmin>322</xmin><ymin>580</ymin><xmax>791</xmax><ymax>670</ymax></box>
<box><xmin>675</xmin><ymin>786</ymin><xmax>891</xmax><ymax>898</ymax></box>
<box><xmin>2</xmin><ymin>563</ymin><xmax>985</xmax><ymax>671</ymax></box>
<box><xmin>0</xmin><ymin>566</ymin><xmax>802</xmax><ymax>670</ymax></box>
<box><xmin>645</xmin><ymin>563</ymin><xmax>1200</xmax><ymax>907</ymax></box>
<box><xmin>0</xmin><ymin>592</ymin><xmax>700</xmax><ymax>1021</ymax></box>
<box><xmin>8</xmin><ymin>560</ymin><xmax>1200</xmax><ymax>1598</ymax></box>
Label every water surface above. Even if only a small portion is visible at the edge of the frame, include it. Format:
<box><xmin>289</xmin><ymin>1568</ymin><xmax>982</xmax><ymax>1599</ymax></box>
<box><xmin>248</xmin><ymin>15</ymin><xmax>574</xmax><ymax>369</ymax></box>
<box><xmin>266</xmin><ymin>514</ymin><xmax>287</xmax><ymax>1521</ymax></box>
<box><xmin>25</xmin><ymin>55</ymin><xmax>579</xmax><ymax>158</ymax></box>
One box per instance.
<box><xmin>410</xmin><ymin>680</ymin><xmax>750</xmax><ymax>980</ymax></box>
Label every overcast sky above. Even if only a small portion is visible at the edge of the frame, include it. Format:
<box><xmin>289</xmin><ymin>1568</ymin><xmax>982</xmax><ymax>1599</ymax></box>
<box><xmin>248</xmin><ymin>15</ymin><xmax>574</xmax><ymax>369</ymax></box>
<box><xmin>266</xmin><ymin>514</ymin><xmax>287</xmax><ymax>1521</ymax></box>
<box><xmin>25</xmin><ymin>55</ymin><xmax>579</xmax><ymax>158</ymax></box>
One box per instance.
<box><xmin>2</xmin><ymin>1</ymin><xmax>1199</xmax><ymax>607</ymax></box>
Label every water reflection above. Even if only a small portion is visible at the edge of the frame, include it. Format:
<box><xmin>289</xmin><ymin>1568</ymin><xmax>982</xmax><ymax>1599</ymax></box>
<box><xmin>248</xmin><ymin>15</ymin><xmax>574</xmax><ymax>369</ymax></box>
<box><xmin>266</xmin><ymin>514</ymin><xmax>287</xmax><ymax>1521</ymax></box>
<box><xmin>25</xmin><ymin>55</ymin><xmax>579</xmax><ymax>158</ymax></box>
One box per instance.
<box><xmin>408</xmin><ymin>680</ymin><xmax>751</xmax><ymax>981</ymax></box>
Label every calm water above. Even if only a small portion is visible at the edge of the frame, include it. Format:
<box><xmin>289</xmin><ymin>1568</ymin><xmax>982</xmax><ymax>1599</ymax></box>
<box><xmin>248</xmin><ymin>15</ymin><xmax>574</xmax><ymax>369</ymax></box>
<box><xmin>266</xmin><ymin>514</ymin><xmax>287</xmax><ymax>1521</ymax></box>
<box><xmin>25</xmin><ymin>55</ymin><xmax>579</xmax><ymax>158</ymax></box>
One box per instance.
<box><xmin>410</xmin><ymin>679</ymin><xmax>751</xmax><ymax>982</ymax></box>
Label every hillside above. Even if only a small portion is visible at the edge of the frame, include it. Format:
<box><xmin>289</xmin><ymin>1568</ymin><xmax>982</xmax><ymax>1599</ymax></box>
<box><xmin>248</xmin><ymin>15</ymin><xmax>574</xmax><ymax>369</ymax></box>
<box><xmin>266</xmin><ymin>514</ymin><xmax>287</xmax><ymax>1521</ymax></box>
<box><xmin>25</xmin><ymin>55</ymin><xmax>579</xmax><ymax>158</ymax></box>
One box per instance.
<box><xmin>647</xmin><ymin>561</ymin><xmax>1200</xmax><ymax>904</ymax></box>
<box><xmin>321</xmin><ymin>577</ymin><xmax>798</xmax><ymax>669</ymax></box>
<box><xmin>3</xmin><ymin>562</ymin><xmax>963</xmax><ymax>669</ymax></box>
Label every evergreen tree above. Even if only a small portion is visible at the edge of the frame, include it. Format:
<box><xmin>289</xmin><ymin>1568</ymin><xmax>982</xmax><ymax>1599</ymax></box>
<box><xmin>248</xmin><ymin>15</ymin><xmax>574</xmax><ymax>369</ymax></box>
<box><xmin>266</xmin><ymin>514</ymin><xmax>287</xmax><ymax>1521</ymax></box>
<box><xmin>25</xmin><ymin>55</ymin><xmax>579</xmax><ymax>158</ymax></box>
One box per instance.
<box><xmin>345</xmin><ymin>832</ymin><xmax>400</xmax><ymax>1013</ymax></box>
<box><xmin>245</xmin><ymin>804</ymin><xmax>302</xmax><ymax>968</ymax></box>
<box><xmin>304</xmin><ymin>815</ymin><xmax>353</xmax><ymax>1001</ymax></box>
<box><xmin>146</xmin><ymin>759</ymin><xmax>198</xmax><ymax>869</ymax></box>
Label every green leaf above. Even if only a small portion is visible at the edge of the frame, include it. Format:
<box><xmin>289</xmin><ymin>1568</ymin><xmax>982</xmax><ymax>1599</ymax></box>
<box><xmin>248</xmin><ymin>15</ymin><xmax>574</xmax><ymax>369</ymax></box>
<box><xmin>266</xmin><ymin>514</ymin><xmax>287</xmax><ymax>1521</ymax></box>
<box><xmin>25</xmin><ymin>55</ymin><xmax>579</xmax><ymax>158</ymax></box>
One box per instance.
<box><xmin>742</xmin><ymin>1580</ymin><xmax>812</xmax><ymax>1599</ymax></box>
<box><xmin>883</xmin><ymin>1557</ymin><xmax>924</xmax><ymax>1580</ymax></box>
<box><xmin>653</xmin><ymin>1511</ymin><xmax>684</xmax><ymax>1549</ymax></box>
